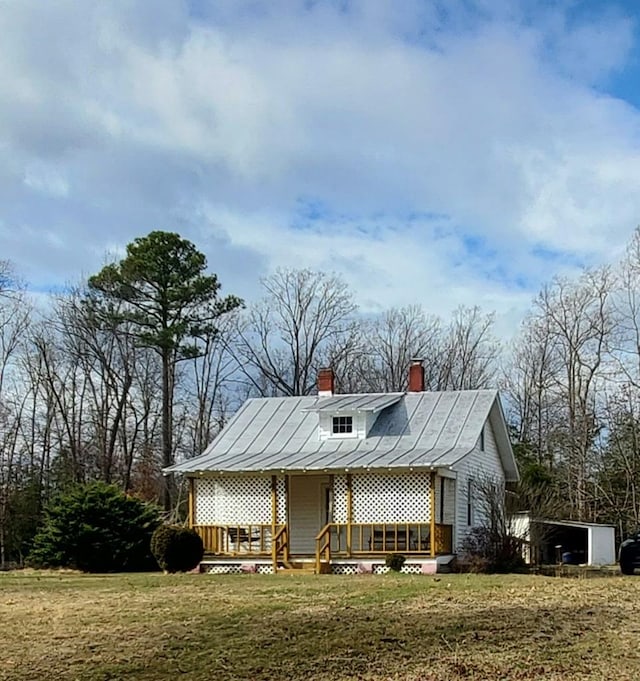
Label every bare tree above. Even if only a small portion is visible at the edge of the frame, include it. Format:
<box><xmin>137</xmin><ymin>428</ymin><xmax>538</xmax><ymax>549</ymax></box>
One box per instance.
<box><xmin>0</xmin><ymin>275</ymin><xmax>32</xmax><ymax>567</ymax></box>
<box><xmin>230</xmin><ymin>269</ymin><xmax>359</xmax><ymax>396</ymax></box>
<box><xmin>50</xmin><ymin>292</ymin><xmax>139</xmax><ymax>484</ymax></box>
<box><xmin>533</xmin><ymin>268</ymin><xmax>612</xmax><ymax>520</ymax></box>
<box><xmin>122</xmin><ymin>350</ymin><xmax>162</xmax><ymax>499</ymax></box>
<box><xmin>608</xmin><ymin>227</ymin><xmax>640</xmax><ymax>389</ymax></box>
<box><xmin>593</xmin><ymin>387</ymin><xmax>640</xmax><ymax>537</ymax></box>
<box><xmin>437</xmin><ymin>306</ymin><xmax>499</xmax><ymax>390</ymax></box>
<box><xmin>176</xmin><ymin>313</ymin><xmax>242</xmax><ymax>458</ymax></box>
<box><xmin>590</xmin><ymin>229</ymin><xmax>640</xmax><ymax>533</ymax></box>
<box><xmin>0</xmin><ymin>260</ymin><xmax>16</xmax><ymax>296</ymax></box>
<box><xmin>352</xmin><ymin>306</ymin><xmax>442</xmax><ymax>392</ymax></box>
<box><xmin>460</xmin><ymin>474</ymin><xmax>525</xmax><ymax>572</ymax></box>
<box><xmin>502</xmin><ymin>313</ymin><xmax>563</xmax><ymax>468</ymax></box>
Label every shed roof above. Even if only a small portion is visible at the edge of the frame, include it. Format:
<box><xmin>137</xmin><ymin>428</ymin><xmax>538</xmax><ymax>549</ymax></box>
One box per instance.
<box><xmin>168</xmin><ymin>389</ymin><xmax>518</xmax><ymax>480</ymax></box>
<box><xmin>514</xmin><ymin>513</ymin><xmax>616</xmax><ymax>530</ymax></box>
<box><xmin>302</xmin><ymin>393</ymin><xmax>404</xmax><ymax>414</ymax></box>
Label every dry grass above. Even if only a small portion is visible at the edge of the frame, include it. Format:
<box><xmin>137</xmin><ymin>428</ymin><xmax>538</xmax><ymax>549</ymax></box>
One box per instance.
<box><xmin>2</xmin><ymin>570</ymin><xmax>640</xmax><ymax>680</ymax></box>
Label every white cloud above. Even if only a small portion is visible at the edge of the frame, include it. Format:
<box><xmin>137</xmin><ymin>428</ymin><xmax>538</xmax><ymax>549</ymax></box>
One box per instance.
<box><xmin>23</xmin><ymin>162</ymin><xmax>70</xmax><ymax>198</ymax></box>
<box><xmin>0</xmin><ymin>0</ymin><xmax>639</xmax><ymax>336</ymax></box>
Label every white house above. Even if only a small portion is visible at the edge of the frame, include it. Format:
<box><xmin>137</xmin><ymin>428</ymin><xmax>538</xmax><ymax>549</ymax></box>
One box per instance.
<box><xmin>167</xmin><ymin>361</ymin><xmax>519</xmax><ymax>574</ymax></box>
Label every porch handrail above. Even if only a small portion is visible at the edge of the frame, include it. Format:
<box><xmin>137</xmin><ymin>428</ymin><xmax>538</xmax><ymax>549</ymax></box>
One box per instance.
<box><xmin>192</xmin><ymin>524</ymin><xmax>222</xmax><ymax>553</ymax></box>
<box><xmin>272</xmin><ymin>525</ymin><xmax>289</xmax><ymax>570</ymax></box>
<box><xmin>314</xmin><ymin>522</ymin><xmax>453</xmax><ymax>564</ymax></box>
<box><xmin>315</xmin><ymin>523</ymin><xmax>333</xmax><ymax>574</ymax></box>
<box><xmin>195</xmin><ymin>521</ymin><xmax>453</xmax><ymax>561</ymax></box>
<box><xmin>193</xmin><ymin>523</ymin><xmax>277</xmax><ymax>555</ymax></box>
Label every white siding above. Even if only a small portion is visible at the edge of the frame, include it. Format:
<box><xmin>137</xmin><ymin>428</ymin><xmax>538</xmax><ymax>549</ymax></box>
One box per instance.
<box><xmin>433</xmin><ymin>475</ymin><xmax>456</xmax><ymax>538</ymax></box>
<box><xmin>452</xmin><ymin>419</ymin><xmax>505</xmax><ymax>551</ymax></box>
<box><xmin>194</xmin><ymin>476</ymin><xmax>272</xmax><ymax>525</ymax></box>
<box><xmin>351</xmin><ymin>472</ymin><xmax>431</xmax><ymax>523</ymax></box>
<box><xmin>434</xmin><ymin>475</ymin><xmax>442</xmax><ymax>523</ymax></box>
<box><xmin>434</xmin><ymin>475</ymin><xmax>456</xmax><ymax>524</ymax></box>
<box><xmin>288</xmin><ymin>474</ymin><xmax>329</xmax><ymax>553</ymax></box>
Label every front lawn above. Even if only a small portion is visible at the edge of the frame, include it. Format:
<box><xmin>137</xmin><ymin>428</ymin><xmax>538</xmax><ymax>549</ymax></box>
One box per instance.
<box><xmin>1</xmin><ymin>571</ymin><xmax>639</xmax><ymax>680</ymax></box>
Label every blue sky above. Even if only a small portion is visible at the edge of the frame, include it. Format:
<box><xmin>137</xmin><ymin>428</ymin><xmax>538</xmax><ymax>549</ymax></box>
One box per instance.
<box><xmin>2</xmin><ymin>0</ymin><xmax>640</xmax><ymax>336</ymax></box>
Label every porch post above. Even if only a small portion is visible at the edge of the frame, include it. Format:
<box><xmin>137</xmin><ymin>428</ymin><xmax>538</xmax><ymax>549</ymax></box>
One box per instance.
<box><xmin>188</xmin><ymin>477</ymin><xmax>195</xmax><ymax>528</ymax></box>
<box><xmin>271</xmin><ymin>475</ymin><xmax>278</xmax><ymax>528</ymax></box>
<box><xmin>430</xmin><ymin>472</ymin><xmax>436</xmax><ymax>557</ymax></box>
<box><xmin>346</xmin><ymin>473</ymin><xmax>353</xmax><ymax>556</ymax></box>
<box><xmin>285</xmin><ymin>475</ymin><xmax>290</xmax><ymax>524</ymax></box>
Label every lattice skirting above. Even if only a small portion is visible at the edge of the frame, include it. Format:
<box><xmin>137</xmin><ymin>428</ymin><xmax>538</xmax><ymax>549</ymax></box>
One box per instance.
<box><xmin>201</xmin><ymin>563</ymin><xmax>275</xmax><ymax>575</ymax></box>
<box><xmin>331</xmin><ymin>563</ymin><xmax>426</xmax><ymax>575</ymax></box>
<box><xmin>331</xmin><ymin>564</ymin><xmax>359</xmax><ymax>575</ymax></box>
<box><xmin>371</xmin><ymin>564</ymin><xmax>422</xmax><ymax>575</ymax></box>
<box><xmin>201</xmin><ymin>561</ymin><xmax>437</xmax><ymax>575</ymax></box>
<box><xmin>202</xmin><ymin>563</ymin><xmax>244</xmax><ymax>574</ymax></box>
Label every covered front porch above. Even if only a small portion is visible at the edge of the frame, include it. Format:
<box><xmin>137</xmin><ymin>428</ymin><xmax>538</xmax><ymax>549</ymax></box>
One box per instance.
<box><xmin>189</xmin><ymin>470</ymin><xmax>455</xmax><ymax>573</ymax></box>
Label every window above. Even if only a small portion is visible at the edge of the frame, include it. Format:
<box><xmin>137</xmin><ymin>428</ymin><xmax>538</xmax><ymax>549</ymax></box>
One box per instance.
<box><xmin>332</xmin><ymin>416</ymin><xmax>353</xmax><ymax>434</ymax></box>
<box><xmin>467</xmin><ymin>478</ymin><xmax>474</xmax><ymax>526</ymax></box>
<box><xmin>479</xmin><ymin>427</ymin><xmax>485</xmax><ymax>451</ymax></box>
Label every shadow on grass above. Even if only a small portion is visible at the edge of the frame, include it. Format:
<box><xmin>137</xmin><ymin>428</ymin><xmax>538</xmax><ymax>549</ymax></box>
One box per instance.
<box><xmin>135</xmin><ymin>597</ymin><xmax>629</xmax><ymax>681</ymax></box>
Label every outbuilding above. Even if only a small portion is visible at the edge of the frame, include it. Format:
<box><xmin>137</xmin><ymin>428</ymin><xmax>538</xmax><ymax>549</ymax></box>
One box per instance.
<box><xmin>512</xmin><ymin>513</ymin><xmax>616</xmax><ymax>566</ymax></box>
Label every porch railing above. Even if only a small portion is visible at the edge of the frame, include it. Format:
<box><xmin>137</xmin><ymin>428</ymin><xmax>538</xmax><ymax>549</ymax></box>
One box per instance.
<box><xmin>195</xmin><ymin>522</ymin><xmax>453</xmax><ymax>565</ymax></box>
<box><xmin>434</xmin><ymin>523</ymin><xmax>453</xmax><ymax>555</ymax></box>
<box><xmin>315</xmin><ymin>524</ymin><xmax>332</xmax><ymax>574</ymax></box>
<box><xmin>315</xmin><ymin>522</ymin><xmax>453</xmax><ymax>570</ymax></box>
<box><xmin>193</xmin><ymin>524</ymin><xmax>282</xmax><ymax>556</ymax></box>
<box><xmin>272</xmin><ymin>525</ymin><xmax>290</xmax><ymax>569</ymax></box>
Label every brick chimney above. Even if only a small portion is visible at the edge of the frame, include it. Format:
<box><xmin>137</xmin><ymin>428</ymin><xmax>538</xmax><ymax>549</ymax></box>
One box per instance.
<box><xmin>408</xmin><ymin>358</ymin><xmax>425</xmax><ymax>392</ymax></box>
<box><xmin>318</xmin><ymin>367</ymin><xmax>335</xmax><ymax>396</ymax></box>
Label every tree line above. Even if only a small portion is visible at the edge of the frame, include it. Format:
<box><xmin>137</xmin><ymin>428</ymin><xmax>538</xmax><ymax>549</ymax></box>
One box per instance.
<box><xmin>2</xmin><ymin>228</ymin><xmax>640</xmax><ymax>565</ymax></box>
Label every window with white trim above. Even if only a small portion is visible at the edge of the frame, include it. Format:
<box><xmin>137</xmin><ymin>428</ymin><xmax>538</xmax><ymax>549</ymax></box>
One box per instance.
<box><xmin>332</xmin><ymin>415</ymin><xmax>353</xmax><ymax>434</ymax></box>
<box><xmin>467</xmin><ymin>477</ymin><xmax>475</xmax><ymax>526</ymax></box>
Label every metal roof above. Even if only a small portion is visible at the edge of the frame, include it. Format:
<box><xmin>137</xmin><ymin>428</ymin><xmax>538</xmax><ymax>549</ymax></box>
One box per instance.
<box><xmin>167</xmin><ymin>389</ymin><xmax>518</xmax><ymax>480</ymax></box>
<box><xmin>514</xmin><ymin>514</ymin><xmax>616</xmax><ymax>530</ymax></box>
<box><xmin>301</xmin><ymin>393</ymin><xmax>404</xmax><ymax>414</ymax></box>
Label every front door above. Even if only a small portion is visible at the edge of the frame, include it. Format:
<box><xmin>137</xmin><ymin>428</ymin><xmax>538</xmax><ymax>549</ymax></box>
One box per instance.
<box><xmin>288</xmin><ymin>475</ymin><xmax>330</xmax><ymax>554</ymax></box>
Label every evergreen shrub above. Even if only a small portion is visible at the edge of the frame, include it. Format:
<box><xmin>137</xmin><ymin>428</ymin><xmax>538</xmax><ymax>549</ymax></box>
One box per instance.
<box><xmin>27</xmin><ymin>482</ymin><xmax>160</xmax><ymax>572</ymax></box>
<box><xmin>150</xmin><ymin>524</ymin><xmax>204</xmax><ymax>573</ymax></box>
<box><xmin>385</xmin><ymin>553</ymin><xmax>406</xmax><ymax>572</ymax></box>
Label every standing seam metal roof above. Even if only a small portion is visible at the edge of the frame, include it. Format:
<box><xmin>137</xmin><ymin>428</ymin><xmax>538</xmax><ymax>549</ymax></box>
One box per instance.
<box><xmin>302</xmin><ymin>393</ymin><xmax>404</xmax><ymax>414</ymax></box>
<box><xmin>167</xmin><ymin>389</ymin><xmax>517</xmax><ymax>479</ymax></box>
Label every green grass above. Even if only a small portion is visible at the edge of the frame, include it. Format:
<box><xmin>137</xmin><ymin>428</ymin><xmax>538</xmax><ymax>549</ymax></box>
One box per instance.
<box><xmin>2</xmin><ymin>570</ymin><xmax>640</xmax><ymax>680</ymax></box>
